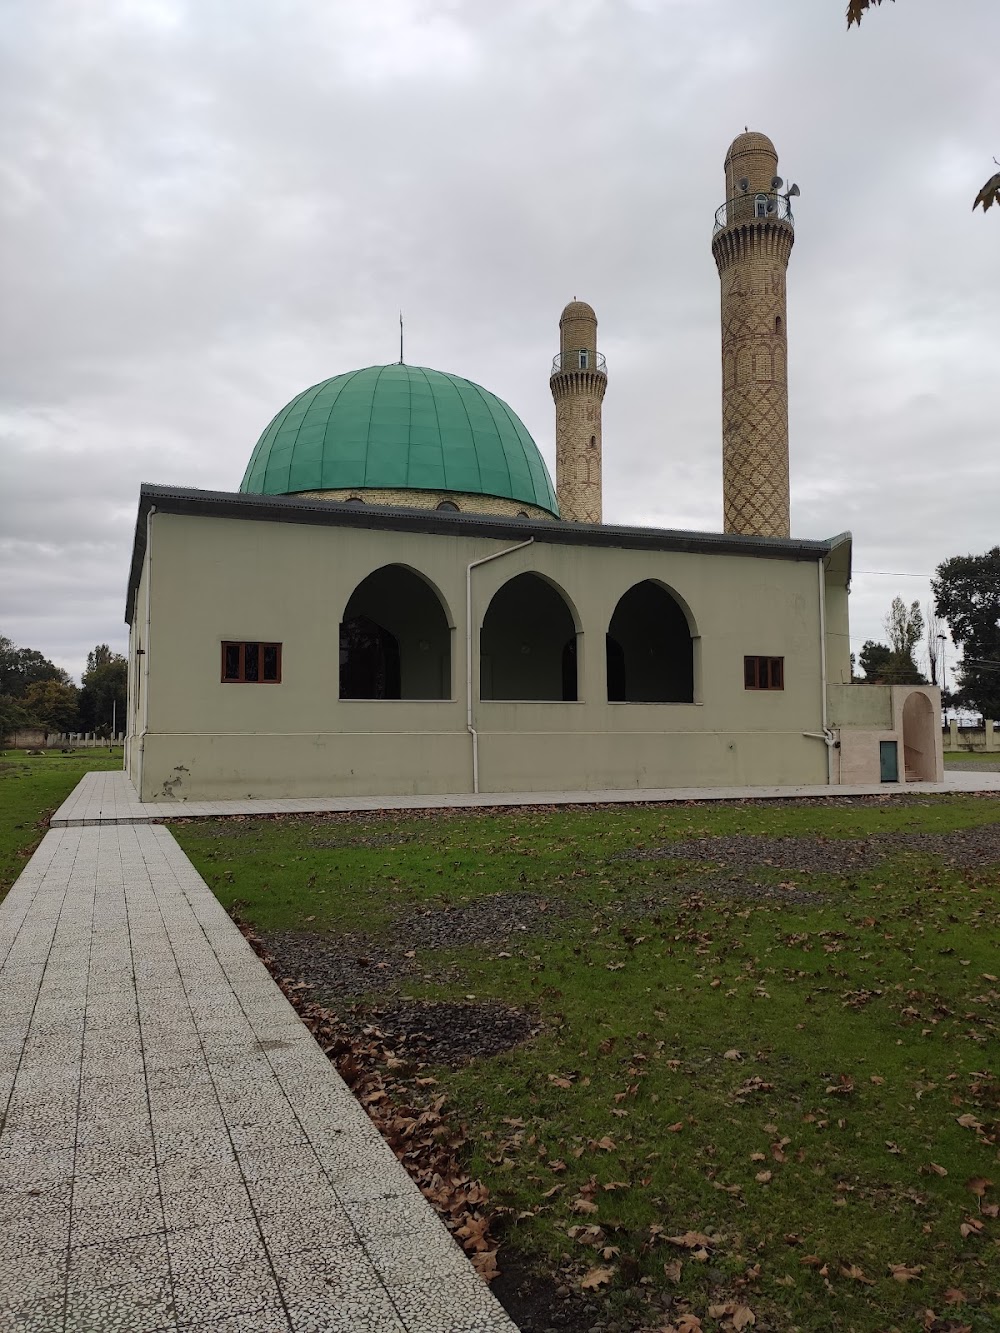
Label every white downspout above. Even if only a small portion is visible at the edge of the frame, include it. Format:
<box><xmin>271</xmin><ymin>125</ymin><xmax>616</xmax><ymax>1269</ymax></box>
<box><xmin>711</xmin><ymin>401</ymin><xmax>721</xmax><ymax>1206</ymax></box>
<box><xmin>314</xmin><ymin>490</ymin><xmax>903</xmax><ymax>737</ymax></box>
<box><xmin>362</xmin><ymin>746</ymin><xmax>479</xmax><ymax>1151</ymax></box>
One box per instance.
<box><xmin>136</xmin><ymin>505</ymin><xmax>155</xmax><ymax>797</ymax></box>
<box><xmin>817</xmin><ymin>557</ymin><xmax>836</xmax><ymax>783</ymax></box>
<box><xmin>466</xmin><ymin>538</ymin><xmax>534</xmax><ymax>794</ymax></box>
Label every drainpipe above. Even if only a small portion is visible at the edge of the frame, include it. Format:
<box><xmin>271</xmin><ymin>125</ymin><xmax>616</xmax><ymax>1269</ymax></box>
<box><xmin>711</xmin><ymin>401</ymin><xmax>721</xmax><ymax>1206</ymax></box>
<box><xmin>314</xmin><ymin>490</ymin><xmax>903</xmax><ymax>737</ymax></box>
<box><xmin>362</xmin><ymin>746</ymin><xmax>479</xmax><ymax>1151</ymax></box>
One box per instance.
<box><xmin>136</xmin><ymin>505</ymin><xmax>155</xmax><ymax>797</ymax></box>
<box><xmin>466</xmin><ymin>539</ymin><xmax>534</xmax><ymax>794</ymax></box>
<box><xmin>813</xmin><ymin>556</ymin><xmax>836</xmax><ymax>783</ymax></box>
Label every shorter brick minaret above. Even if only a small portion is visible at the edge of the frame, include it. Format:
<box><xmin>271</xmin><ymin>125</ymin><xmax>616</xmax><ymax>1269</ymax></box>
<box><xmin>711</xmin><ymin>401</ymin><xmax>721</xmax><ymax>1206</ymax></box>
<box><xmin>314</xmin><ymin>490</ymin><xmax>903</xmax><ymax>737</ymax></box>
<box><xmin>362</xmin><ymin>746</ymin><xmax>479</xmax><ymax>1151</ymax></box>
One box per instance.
<box><xmin>549</xmin><ymin>300</ymin><xmax>606</xmax><ymax>523</ymax></box>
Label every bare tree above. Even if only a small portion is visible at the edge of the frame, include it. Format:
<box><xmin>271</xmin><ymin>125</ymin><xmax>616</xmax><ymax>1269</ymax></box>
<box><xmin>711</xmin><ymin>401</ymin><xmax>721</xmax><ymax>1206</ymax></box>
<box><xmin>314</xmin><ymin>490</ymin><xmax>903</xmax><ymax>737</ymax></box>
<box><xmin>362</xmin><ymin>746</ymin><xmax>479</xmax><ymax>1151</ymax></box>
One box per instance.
<box><xmin>925</xmin><ymin>604</ymin><xmax>941</xmax><ymax>686</ymax></box>
<box><xmin>846</xmin><ymin>0</ymin><xmax>1000</xmax><ymax>212</ymax></box>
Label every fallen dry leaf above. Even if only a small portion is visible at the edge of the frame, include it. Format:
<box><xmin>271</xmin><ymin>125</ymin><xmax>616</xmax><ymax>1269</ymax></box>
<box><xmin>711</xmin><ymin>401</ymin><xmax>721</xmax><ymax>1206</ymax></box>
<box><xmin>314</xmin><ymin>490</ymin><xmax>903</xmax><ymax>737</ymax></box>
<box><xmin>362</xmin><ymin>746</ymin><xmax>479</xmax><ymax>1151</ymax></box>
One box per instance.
<box><xmin>755</xmin><ymin>1170</ymin><xmax>773</xmax><ymax>1184</ymax></box>
<box><xmin>580</xmin><ymin>1264</ymin><xmax>615</xmax><ymax>1290</ymax></box>
<box><xmin>663</xmin><ymin>1258</ymin><xmax>683</xmax><ymax>1283</ymax></box>
<box><xmin>666</xmin><ymin>1230</ymin><xmax>715</xmax><ymax>1250</ymax></box>
<box><xmin>839</xmin><ymin>1263</ymin><xmax>875</xmax><ymax>1285</ymax></box>
<box><xmin>943</xmin><ymin>1288</ymin><xmax>967</xmax><ymax>1305</ymax></box>
<box><xmin>956</xmin><ymin>1113</ymin><xmax>983</xmax><ymax>1131</ymax></box>
<box><xmin>965</xmin><ymin>1175</ymin><xmax>993</xmax><ymax>1199</ymax></box>
<box><xmin>888</xmin><ymin>1263</ymin><xmax>924</xmax><ymax>1283</ymax></box>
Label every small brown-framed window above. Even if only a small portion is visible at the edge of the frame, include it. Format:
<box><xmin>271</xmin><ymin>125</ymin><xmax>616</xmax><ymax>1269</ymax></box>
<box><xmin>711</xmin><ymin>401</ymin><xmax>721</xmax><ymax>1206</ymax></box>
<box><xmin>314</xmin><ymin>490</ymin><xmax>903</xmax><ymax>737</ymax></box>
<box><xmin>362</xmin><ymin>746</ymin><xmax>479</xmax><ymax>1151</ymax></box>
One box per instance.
<box><xmin>222</xmin><ymin>642</ymin><xmax>282</xmax><ymax>683</ymax></box>
<box><xmin>744</xmin><ymin>655</ymin><xmax>783</xmax><ymax>691</ymax></box>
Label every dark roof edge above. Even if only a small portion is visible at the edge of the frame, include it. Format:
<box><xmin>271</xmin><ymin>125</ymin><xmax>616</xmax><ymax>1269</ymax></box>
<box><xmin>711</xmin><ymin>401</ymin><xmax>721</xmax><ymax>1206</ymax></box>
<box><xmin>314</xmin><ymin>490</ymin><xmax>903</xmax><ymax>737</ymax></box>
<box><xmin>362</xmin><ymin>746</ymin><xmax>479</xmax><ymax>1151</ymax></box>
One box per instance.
<box><xmin>125</xmin><ymin>484</ymin><xmax>841</xmax><ymax>624</ymax></box>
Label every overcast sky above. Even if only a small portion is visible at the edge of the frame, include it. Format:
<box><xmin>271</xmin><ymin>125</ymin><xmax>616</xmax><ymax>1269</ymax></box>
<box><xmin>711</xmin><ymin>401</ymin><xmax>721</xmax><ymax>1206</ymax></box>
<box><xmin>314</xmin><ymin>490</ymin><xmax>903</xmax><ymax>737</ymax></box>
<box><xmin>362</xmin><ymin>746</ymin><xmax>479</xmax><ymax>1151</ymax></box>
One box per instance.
<box><xmin>1</xmin><ymin>0</ymin><xmax>996</xmax><ymax>686</ymax></box>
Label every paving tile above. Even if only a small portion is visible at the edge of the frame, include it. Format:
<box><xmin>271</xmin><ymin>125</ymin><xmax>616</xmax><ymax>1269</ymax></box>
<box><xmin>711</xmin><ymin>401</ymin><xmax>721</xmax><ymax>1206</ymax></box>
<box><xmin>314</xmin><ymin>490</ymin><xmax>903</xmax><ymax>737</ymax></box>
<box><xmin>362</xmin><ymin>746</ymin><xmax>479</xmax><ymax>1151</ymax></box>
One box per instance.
<box><xmin>272</xmin><ymin>1241</ymin><xmax>384</xmax><ymax>1305</ymax></box>
<box><xmin>64</xmin><ymin>1276</ymin><xmax>175</xmax><ymax>1332</ymax></box>
<box><xmin>160</xmin><ymin>1182</ymin><xmax>256</xmax><ymax>1231</ymax></box>
<box><xmin>0</xmin><ymin>1245</ymin><xmax>67</xmax><ymax>1305</ymax></box>
<box><xmin>256</xmin><ymin>1202</ymin><xmax>358</xmax><ymax>1255</ymax></box>
<box><xmin>387</xmin><ymin>1276</ymin><xmax>517</xmax><ymax>1332</ymax></box>
<box><xmin>340</xmin><ymin>1190</ymin><xmax>442</xmax><ymax>1243</ymax></box>
<box><xmin>171</xmin><ymin>1257</ymin><xmax>280</xmax><ymax>1326</ymax></box>
<box><xmin>70</xmin><ymin>1195</ymin><xmax>164</xmax><ymax>1246</ymax></box>
<box><xmin>3</xmin><ymin>1294</ymin><xmax>66</xmax><ymax>1332</ymax></box>
<box><xmin>67</xmin><ymin>1232</ymin><xmax>170</xmax><ymax>1292</ymax></box>
<box><xmin>283</xmin><ymin>1293</ymin><xmax>407</xmax><ymax>1332</ymax></box>
<box><xmin>176</xmin><ymin>1308</ymin><xmax>290</xmax><ymax>1332</ymax></box>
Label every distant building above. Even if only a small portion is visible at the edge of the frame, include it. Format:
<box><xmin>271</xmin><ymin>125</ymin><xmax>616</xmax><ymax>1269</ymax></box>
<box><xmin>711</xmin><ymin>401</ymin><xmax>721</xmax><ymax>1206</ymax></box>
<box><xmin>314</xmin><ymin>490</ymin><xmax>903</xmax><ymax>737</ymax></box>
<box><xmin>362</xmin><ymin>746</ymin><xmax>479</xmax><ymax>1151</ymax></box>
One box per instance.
<box><xmin>123</xmin><ymin>132</ymin><xmax>942</xmax><ymax>801</ymax></box>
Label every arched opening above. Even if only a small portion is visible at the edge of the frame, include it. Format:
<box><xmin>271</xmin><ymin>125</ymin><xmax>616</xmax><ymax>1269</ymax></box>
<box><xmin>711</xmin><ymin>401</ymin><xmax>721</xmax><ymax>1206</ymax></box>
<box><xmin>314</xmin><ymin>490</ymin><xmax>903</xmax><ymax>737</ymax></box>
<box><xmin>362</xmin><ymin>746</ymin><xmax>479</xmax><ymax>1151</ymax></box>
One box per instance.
<box><xmin>481</xmin><ymin>573</ymin><xmax>578</xmax><ymax>701</ymax></box>
<box><xmin>754</xmin><ymin>193</ymin><xmax>768</xmax><ymax>218</ymax></box>
<box><xmin>902</xmin><ymin>691</ymin><xmax>937</xmax><ymax>782</ymax></box>
<box><xmin>775</xmin><ymin>315</ymin><xmax>783</xmax><ymax>335</ymax></box>
<box><xmin>340</xmin><ymin>565</ymin><xmax>451</xmax><ymax>700</ymax></box>
<box><xmin>436</xmin><ymin>500</ymin><xmax>459</xmax><ymax>512</ymax></box>
<box><xmin>607</xmin><ymin>581</ymin><xmax>694</xmax><ymax>702</ymax></box>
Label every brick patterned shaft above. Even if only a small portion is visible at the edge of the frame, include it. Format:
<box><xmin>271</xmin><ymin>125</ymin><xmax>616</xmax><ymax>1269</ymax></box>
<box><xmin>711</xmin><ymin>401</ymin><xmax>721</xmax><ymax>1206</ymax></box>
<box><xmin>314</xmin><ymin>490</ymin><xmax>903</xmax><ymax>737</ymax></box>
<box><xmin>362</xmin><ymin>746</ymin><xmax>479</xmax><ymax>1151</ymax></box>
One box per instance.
<box><xmin>712</xmin><ymin>132</ymin><xmax>794</xmax><ymax>539</ymax></box>
<box><xmin>550</xmin><ymin>300</ymin><xmax>606</xmax><ymax>524</ymax></box>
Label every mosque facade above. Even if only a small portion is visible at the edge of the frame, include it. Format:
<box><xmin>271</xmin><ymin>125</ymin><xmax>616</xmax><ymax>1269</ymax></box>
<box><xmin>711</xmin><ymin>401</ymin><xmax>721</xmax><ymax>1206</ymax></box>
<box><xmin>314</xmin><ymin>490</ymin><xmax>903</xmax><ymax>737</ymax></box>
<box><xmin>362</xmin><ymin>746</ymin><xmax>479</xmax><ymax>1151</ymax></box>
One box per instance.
<box><xmin>123</xmin><ymin>132</ymin><xmax>942</xmax><ymax>802</ymax></box>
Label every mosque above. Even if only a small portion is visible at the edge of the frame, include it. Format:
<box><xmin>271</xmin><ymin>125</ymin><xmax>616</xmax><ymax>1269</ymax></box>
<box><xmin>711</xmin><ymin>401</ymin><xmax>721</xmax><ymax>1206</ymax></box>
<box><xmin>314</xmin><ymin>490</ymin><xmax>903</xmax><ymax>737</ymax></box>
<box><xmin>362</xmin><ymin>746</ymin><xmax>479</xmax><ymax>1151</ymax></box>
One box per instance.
<box><xmin>123</xmin><ymin>132</ymin><xmax>942</xmax><ymax>802</ymax></box>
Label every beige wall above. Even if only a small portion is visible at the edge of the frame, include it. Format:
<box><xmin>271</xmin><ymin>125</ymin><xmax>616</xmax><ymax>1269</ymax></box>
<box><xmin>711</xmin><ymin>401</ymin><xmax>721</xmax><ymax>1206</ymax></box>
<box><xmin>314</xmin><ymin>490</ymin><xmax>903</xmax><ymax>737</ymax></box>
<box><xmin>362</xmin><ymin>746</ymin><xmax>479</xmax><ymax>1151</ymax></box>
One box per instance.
<box><xmin>127</xmin><ymin>511</ymin><xmax>843</xmax><ymax>800</ymax></box>
<box><xmin>832</xmin><ymin>685</ymin><xmax>943</xmax><ymax>784</ymax></box>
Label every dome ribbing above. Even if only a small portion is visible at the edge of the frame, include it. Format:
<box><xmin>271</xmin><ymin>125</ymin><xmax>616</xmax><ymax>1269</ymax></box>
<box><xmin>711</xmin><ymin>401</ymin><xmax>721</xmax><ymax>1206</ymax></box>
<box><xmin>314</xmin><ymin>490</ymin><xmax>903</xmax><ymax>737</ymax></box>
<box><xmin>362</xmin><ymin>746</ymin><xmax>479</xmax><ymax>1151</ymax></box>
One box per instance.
<box><xmin>240</xmin><ymin>363</ymin><xmax>559</xmax><ymax>516</ymax></box>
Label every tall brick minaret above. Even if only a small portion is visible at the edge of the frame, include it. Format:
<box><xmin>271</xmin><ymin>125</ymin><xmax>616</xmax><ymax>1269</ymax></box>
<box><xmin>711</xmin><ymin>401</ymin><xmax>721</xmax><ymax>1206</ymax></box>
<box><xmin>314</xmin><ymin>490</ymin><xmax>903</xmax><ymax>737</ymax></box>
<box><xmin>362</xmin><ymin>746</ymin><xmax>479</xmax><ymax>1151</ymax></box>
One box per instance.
<box><xmin>550</xmin><ymin>300</ymin><xmax>606</xmax><ymax>523</ymax></box>
<box><xmin>711</xmin><ymin>132</ymin><xmax>796</xmax><ymax>538</ymax></box>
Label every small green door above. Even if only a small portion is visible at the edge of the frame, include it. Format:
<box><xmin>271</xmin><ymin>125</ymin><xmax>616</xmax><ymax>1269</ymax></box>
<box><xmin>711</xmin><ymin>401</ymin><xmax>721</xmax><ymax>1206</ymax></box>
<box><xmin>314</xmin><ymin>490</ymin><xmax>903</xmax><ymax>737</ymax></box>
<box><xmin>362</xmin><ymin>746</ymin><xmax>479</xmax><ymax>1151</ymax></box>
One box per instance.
<box><xmin>880</xmin><ymin>740</ymin><xmax>899</xmax><ymax>783</ymax></box>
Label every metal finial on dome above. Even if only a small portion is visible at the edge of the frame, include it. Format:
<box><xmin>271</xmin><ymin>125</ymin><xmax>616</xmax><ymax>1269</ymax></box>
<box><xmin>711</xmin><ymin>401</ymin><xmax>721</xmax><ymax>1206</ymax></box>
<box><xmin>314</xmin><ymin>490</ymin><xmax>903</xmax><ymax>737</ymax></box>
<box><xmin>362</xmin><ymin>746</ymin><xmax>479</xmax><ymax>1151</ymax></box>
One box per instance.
<box><xmin>399</xmin><ymin>311</ymin><xmax>404</xmax><ymax>364</ymax></box>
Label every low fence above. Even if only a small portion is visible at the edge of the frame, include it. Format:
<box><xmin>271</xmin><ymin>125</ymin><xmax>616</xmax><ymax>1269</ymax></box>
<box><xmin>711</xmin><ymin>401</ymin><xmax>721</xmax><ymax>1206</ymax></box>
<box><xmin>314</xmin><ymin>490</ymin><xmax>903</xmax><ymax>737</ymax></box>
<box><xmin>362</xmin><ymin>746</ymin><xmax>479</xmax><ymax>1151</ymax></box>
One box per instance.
<box><xmin>1</xmin><ymin>732</ymin><xmax>125</xmax><ymax>751</ymax></box>
<box><xmin>942</xmin><ymin>721</ymin><xmax>998</xmax><ymax>752</ymax></box>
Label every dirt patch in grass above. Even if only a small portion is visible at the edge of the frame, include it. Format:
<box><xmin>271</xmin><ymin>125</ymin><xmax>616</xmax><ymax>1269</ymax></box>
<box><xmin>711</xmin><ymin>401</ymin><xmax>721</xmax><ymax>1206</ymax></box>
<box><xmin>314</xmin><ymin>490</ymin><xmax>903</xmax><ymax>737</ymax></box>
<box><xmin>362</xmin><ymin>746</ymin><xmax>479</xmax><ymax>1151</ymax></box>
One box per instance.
<box><xmin>621</xmin><ymin>823</ymin><xmax>1000</xmax><ymax>873</ymax></box>
<box><xmin>262</xmin><ymin>928</ymin><xmax>421</xmax><ymax>997</ymax></box>
<box><xmin>403</xmin><ymin>892</ymin><xmax>569</xmax><ymax>949</ymax></box>
<box><xmin>262</xmin><ymin>892</ymin><xmax>568</xmax><ymax>999</ymax></box>
<box><xmin>634</xmin><ymin>873</ymin><xmax>829</xmax><ymax>910</ymax></box>
<box><xmin>345</xmin><ymin>998</ymin><xmax>540</xmax><ymax>1070</ymax></box>
<box><xmin>491</xmin><ymin>1252</ymin><xmax>611</xmax><ymax>1332</ymax></box>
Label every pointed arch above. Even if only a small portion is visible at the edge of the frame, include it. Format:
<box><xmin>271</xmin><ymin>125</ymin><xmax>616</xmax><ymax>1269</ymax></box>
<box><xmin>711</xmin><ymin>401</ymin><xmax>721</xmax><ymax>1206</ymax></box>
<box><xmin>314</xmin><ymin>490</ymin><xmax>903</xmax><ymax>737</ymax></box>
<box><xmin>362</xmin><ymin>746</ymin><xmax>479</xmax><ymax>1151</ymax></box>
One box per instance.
<box><xmin>340</xmin><ymin>564</ymin><xmax>452</xmax><ymax>699</ymax></box>
<box><xmin>606</xmin><ymin>580</ymin><xmax>695</xmax><ymax>703</ymax></box>
<box><xmin>481</xmin><ymin>572</ymin><xmax>579</xmax><ymax>701</ymax></box>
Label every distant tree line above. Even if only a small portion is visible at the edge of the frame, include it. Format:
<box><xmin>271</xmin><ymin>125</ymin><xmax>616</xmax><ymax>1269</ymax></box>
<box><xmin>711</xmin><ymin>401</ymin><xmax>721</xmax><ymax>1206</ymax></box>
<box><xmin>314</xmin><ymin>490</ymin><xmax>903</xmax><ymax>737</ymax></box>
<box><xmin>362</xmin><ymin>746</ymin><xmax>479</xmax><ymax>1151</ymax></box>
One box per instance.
<box><xmin>0</xmin><ymin>636</ymin><xmax>127</xmax><ymax>741</ymax></box>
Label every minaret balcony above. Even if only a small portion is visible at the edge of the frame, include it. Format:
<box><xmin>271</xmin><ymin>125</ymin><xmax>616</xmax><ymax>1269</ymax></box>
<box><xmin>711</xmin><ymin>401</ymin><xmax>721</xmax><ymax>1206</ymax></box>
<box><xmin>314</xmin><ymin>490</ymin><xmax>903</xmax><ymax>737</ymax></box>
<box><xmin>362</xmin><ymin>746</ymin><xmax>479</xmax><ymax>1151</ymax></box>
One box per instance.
<box><xmin>550</xmin><ymin>350</ymin><xmax>607</xmax><ymax>377</ymax></box>
<box><xmin>713</xmin><ymin>192</ymin><xmax>794</xmax><ymax>234</ymax></box>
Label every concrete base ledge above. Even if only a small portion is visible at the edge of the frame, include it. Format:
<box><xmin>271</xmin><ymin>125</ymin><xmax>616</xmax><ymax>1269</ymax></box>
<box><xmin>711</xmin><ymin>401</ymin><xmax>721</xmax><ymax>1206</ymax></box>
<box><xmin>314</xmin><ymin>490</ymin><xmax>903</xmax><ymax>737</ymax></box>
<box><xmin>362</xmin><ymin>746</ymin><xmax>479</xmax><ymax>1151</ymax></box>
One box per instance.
<box><xmin>50</xmin><ymin>769</ymin><xmax>1000</xmax><ymax>828</ymax></box>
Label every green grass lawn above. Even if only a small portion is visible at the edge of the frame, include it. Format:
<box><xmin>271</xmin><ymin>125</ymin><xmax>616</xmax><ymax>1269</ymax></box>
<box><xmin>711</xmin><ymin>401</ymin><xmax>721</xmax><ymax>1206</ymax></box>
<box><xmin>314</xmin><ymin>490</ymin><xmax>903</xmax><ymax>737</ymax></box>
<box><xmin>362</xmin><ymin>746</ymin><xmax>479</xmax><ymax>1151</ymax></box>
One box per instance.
<box><xmin>945</xmin><ymin>750</ymin><xmax>1000</xmax><ymax>763</ymax></box>
<box><xmin>0</xmin><ymin>749</ymin><xmax>122</xmax><ymax>900</ymax></box>
<box><xmin>174</xmin><ymin>796</ymin><xmax>1000</xmax><ymax>1332</ymax></box>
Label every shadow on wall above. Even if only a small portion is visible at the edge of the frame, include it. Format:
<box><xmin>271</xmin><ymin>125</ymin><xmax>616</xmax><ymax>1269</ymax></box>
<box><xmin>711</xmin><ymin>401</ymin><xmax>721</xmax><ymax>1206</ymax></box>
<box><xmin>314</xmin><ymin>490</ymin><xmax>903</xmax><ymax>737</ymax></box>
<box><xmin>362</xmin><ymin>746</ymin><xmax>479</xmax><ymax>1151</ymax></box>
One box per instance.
<box><xmin>481</xmin><ymin>572</ymin><xmax>578</xmax><ymax>702</ymax></box>
<box><xmin>340</xmin><ymin>565</ymin><xmax>452</xmax><ymax>700</ymax></box>
<box><xmin>607</xmin><ymin>580</ymin><xmax>694</xmax><ymax>703</ymax></box>
<box><xmin>902</xmin><ymin>690</ymin><xmax>937</xmax><ymax>781</ymax></box>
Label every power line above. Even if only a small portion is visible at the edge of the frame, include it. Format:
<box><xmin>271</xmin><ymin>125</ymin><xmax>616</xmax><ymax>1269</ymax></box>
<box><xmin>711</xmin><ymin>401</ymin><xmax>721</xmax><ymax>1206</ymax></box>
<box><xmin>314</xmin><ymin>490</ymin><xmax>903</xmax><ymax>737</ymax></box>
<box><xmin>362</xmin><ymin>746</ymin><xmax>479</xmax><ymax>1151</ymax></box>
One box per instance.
<box><xmin>854</xmin><ymin>569</ymin><xmax>932</xmax><ymax>578</ymax></box>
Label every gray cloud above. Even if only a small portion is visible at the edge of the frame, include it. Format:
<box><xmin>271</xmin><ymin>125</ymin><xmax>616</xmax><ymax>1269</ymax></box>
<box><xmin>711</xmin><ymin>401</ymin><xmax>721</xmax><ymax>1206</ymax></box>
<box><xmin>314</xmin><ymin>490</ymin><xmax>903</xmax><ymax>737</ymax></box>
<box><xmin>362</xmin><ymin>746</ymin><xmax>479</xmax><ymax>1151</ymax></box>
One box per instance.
<box><xmin>1</xmin><ymin>0</ymin><xmax>996</xmax><ymax>680</ymax></box>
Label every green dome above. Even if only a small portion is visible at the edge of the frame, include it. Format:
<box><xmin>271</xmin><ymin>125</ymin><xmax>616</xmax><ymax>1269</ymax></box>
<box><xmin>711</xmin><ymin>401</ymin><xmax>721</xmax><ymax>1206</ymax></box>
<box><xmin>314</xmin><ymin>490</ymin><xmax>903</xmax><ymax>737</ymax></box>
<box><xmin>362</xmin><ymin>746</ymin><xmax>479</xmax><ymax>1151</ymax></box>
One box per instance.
<box><xmin>240</xmin><ymin>363</ymin><xmax>560</xmax><ymax>515</ymax></box>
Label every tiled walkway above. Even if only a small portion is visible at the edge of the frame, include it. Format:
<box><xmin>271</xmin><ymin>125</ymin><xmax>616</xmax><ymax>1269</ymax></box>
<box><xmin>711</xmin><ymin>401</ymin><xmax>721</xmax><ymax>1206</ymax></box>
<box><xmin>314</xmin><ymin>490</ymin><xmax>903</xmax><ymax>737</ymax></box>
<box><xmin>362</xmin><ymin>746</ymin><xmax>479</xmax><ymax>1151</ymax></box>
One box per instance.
<box><xmin>50</xmin><ymin>767</ymin><xmax>1000</xmax><ymax>828</ymax></box>
<box><xmin>0</xmin><ymin>824</ymin><xmax>516</xmax><ymax>1333</ymax></box>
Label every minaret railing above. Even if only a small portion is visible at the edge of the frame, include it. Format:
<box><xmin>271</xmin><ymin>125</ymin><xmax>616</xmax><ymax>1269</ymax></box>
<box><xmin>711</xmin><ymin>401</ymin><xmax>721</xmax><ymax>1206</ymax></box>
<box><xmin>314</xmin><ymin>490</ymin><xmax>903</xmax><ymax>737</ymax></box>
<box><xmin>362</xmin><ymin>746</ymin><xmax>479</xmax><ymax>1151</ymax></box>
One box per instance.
<box><xmin>713</xmin><ymin>193</ymin><xmax>794</xmax><ymax>234</ymax></box>
<box><xmin>550</xmin><ymin>351</ymin><xmax>607</xmax><ymax>377</ymax></box>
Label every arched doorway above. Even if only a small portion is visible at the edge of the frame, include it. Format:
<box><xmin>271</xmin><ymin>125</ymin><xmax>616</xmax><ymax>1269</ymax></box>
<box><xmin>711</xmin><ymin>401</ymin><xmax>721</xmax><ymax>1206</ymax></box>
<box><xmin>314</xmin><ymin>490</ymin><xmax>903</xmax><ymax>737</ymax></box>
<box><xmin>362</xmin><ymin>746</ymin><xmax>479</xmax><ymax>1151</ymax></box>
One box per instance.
<box><xmin>606</xmin><ymin>580</ymin><xmax>694</xmax><ymax>702</ymax></box>
<box><xmin>902</xmin><ymin>691</ymin><xmax>936</xmax><ymax>782</ymax></box>
<box><xmin>340</xmin><ymin>565</ymin><xmax>451</xmax><ymax>699</ymax></box>
<box><xmin>481</xmin><ymin>573</ymin><xmax>578</xmax><ymax>701</ymax></box>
